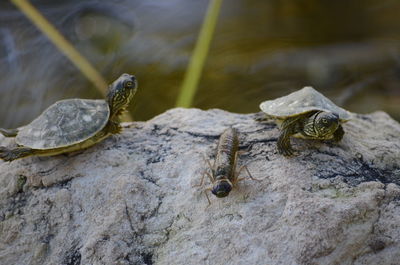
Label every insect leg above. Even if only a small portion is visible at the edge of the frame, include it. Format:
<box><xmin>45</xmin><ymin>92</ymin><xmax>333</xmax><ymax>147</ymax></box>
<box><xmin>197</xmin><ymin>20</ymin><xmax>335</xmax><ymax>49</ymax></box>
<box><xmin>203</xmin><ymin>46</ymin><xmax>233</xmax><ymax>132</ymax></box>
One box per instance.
<box><xmin>193</xmin><ymin>154</ymin><xmax>215</xmax><ymax>187</ymax></box>
<box><xmin>193</xmin><ymin>168</ymin><xmax>214</xmax><ymax>188</ymax></box>
<box><xmin>231</xmin><ymin>150</ymin><xmax>240</xmax><ymax>185</ymax></box>
<box><xmin>237</xmin><ymin>165</ymin><xmax>262</xmax><ymax>182</ymax></box>
<box><xmin>203</xmin><ymin>187</ymin><xmax>213</xmax><ymax>206</ymax></box>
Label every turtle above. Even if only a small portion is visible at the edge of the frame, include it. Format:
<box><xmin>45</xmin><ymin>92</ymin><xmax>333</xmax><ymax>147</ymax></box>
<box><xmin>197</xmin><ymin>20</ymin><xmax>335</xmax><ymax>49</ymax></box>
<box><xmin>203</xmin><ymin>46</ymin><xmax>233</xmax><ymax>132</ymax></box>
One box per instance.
<box><xmin>259</xmin><ymin>86</ymin><xmax>351</xmax><ymax>156</ymax></box>
<box><xmin>0</xmin><ymin>73</ymin><xmax>137</xmax><ymax>162</ymax></box>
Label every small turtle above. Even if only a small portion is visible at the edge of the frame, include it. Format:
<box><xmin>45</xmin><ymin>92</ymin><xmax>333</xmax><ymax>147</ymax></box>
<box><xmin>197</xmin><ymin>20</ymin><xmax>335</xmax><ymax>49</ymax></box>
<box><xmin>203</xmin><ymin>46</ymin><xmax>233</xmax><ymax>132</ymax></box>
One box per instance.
<box><xmin>0</xmin><ymin>73</ymin><xmax>137</xmax><ymax>161</ymax></box>
<box><xmin>259</xmin><ymin>86</ymin><xmax>351</xmax><ymax>156</ymax></box>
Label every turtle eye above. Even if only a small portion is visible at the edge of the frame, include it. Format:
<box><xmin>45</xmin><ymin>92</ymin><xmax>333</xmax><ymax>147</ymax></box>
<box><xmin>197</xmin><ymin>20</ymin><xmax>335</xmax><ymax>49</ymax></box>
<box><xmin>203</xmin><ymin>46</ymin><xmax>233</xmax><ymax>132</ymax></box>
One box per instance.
<box><xmin>125</xmin><ymin>81</ymin><xmax>134</xmax><ymax>87</ymax></box>
<box><xmin>322</xmin><ymin>118</ymin><xmax>328</xmax><ymax>124</ymax></box>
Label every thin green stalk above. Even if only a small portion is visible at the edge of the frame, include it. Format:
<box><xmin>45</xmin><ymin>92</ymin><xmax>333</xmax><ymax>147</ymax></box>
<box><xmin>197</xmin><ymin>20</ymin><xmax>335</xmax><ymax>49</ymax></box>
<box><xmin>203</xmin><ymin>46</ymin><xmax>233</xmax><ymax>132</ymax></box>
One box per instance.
<box><xmin>10</xmin><ymin>0</ymin><xmax>108</xmax><ymax>95</ymax></box>
<box><xmin>10</xmin><ymin>0</ymin><xmax>133</xmax><ymax>121</ymax></box>
<box><xmin>176</xmin><ymin>0</ymin><xmax>223</xmax><ymax>108</ymax></box>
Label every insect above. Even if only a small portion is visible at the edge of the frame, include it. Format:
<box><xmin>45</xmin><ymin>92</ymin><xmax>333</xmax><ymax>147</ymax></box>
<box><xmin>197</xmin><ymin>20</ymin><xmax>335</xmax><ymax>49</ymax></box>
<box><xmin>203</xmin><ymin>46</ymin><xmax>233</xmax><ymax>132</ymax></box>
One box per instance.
<box><xmin>196</xmin><ymin>127</ymin><xmax>255</xmax><ymax>204</ymax></box>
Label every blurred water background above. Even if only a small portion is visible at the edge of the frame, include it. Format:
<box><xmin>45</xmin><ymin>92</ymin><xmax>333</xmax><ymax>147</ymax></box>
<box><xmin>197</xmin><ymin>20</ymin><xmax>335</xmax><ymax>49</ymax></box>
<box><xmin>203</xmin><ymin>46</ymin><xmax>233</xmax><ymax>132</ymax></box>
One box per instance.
<box><xmin>0</xmin><ymin>0</ymin><xmax>399</xmax><ymax>128</ymax></box>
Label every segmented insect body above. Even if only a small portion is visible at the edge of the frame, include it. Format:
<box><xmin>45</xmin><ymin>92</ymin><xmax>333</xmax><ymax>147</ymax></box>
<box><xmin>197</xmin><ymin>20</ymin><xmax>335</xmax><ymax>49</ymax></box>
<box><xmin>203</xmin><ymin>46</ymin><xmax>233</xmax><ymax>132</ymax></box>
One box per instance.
<box><xmin>196</xmin><ymin>127</ymin><xmax>256</xmax><ymax>204</ymax></box>
<box><xmin>210</xmin><ymin>127</ymin><xmax>239</xmax><ymax>198</ymax></box>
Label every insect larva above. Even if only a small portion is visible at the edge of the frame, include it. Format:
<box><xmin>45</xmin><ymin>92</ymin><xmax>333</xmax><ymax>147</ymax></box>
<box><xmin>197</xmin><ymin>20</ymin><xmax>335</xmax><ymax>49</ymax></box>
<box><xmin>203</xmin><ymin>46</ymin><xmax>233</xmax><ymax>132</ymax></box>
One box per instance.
<box><xmin>197</xmin><ymin>127</ymin><xmax>255</xmax><ymax>204</ymax></box>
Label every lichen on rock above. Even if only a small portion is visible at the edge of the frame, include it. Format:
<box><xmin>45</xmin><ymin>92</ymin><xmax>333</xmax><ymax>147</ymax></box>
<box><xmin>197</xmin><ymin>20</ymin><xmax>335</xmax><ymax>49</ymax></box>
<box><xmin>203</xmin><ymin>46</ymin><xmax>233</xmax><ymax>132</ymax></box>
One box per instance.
<box><xmin>0</xmin><ymin>108</ymin><xmax>399</xmax><ymax>265</ymax></box>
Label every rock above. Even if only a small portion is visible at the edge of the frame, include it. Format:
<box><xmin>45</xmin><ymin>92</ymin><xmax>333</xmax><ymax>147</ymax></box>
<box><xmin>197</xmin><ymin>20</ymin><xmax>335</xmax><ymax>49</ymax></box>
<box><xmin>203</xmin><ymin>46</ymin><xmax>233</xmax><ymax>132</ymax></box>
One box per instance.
<box><xmin>0</xmin><ymin>108</ymin><xmax>399</xmax><ymax>265</ymax></box>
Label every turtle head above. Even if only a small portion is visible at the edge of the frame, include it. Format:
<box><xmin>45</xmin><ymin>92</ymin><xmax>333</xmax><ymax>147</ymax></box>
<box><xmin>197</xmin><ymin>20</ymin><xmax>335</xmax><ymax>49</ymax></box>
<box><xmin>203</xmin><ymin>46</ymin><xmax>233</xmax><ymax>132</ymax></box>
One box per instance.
<box><xmin>107</xmin><ymin>73</ymin><xmax>138</xmax><ymax>117</ymax></box>
<box><xmin>211</xmin><ymin>179</ymin><xmax>233</xmax><ymax>198</ymax></box>
<box><xmin>314</xmin><ymin>111</ymin><xmax>339</xmax><ymax>137</ymax></box>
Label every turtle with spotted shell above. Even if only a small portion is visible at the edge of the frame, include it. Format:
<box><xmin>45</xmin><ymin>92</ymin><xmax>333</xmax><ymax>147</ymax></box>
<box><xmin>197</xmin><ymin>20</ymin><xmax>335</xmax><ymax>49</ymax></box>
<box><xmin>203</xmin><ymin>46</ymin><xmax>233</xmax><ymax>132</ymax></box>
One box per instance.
<box><xmin>0</xmin><ymin>73</ymin><xmax>137</xmax><ymax>161</ymax></box>
<box><xmin>259</xmin><ymin>86</ymin><xmax>351</xmax><ymax>156</ymax></box>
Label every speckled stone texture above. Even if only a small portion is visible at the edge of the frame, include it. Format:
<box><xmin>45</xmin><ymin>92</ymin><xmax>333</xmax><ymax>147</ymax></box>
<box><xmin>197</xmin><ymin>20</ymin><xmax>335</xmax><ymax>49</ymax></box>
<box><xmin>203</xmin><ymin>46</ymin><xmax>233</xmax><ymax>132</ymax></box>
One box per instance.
<box><xmin>0</xmin><ymin>108</ymin><xmax>399</xmax><ymax>265</ymax></box>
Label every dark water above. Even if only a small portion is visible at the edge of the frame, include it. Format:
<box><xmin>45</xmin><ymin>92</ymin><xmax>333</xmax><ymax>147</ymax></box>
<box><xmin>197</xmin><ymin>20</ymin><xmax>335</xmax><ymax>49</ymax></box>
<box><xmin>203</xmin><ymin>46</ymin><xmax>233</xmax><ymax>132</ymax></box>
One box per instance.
<box><xmin>0</xmin><ymin>0</ymin><xmax>399</xmax><ymax>128</ymax></box>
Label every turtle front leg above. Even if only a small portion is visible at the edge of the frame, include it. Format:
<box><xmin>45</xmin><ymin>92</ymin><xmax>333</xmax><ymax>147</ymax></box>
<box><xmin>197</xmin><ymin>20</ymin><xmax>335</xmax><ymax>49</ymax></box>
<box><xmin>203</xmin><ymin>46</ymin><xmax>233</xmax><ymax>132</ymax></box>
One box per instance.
<box><xmin>333</xmin><ymin>125</ymin><xmax>345</xmax><ymax>142</ymax></box>
<box><xmin>0</xmin><ymin>146</ymin><xmax>35</xmax><ymax>161</ymax></box>
<box><xmin>277</xmin><ymin>129</ymin><xmax>296</xmax><ymax>156</ymax></box>
<box><xmin>0</xmin><ymin>128</ymin><xmax>18</xmax><ymax>137</ymax></box>
<box><xmin>277</xmin><ymin>117</ymin><xmax>300</xmax><ymax>156</ymax></box>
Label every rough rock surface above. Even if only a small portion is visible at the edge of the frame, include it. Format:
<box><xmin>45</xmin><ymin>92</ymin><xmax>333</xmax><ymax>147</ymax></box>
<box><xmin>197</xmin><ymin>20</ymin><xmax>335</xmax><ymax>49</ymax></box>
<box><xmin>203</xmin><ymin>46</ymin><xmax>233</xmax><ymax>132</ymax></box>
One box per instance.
<box><xmin>0</xmin><ymin>108</ymin><xmax>399</xmax><ymax>265</ymax></box>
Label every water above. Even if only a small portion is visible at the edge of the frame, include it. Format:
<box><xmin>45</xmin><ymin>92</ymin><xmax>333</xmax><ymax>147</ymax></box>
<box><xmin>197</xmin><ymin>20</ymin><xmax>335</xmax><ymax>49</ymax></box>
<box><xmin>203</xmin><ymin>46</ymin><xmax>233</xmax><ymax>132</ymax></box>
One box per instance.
<box><xmin>0</xmin><ymin>0</ymin><xmax>399</xmax><ymax>128</ymax></box>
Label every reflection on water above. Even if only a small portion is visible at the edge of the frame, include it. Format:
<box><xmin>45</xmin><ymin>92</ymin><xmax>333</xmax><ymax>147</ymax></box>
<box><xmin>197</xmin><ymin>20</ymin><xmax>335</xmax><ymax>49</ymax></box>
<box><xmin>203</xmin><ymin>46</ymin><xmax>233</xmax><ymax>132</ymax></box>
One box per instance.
<box><xmin>0</xmin><ymin>0</ymin><xmax>399</xmax><ymax>128</ymax></box>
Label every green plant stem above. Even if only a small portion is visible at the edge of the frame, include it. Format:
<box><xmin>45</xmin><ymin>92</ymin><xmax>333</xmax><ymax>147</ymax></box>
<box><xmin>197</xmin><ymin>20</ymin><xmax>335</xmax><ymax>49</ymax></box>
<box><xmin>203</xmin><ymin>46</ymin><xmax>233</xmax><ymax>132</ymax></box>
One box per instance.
<box><xmin>10</xmin><ymin>0</ymin><xmax>133</xmax><ymax>121</ymax></box>
<box><xmin>176</xmin><ymin>0</ymin><xmax>223</xmax><ymax>108</ymax></box>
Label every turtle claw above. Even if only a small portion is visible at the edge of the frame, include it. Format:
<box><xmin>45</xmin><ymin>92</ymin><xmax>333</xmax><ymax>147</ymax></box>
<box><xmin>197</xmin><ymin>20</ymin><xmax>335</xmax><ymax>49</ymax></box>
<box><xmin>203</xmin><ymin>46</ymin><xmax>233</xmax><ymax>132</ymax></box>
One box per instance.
<box><xmin>278</xmin><ymin>146</ymin><xmax>297</xmax><ymax>157</ymax></box>
<box><xmin>277</xmin><ymin>141</ymin><xmax>295</xmax><ymax>156</ymax></box>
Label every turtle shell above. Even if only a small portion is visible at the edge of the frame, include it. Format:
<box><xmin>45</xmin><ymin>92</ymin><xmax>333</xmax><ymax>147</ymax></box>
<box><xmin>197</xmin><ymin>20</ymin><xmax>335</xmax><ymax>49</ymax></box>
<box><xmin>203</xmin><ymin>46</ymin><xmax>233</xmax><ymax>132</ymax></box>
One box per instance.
<box><xmin>259</xmin><ymin>86</ymin><xmax>351</xmax><ymax>121</ymax></box>
<box><xmin>16</xmin><ymin>99</ymin><xmax>110</xmax><ymax>150</ymax></box>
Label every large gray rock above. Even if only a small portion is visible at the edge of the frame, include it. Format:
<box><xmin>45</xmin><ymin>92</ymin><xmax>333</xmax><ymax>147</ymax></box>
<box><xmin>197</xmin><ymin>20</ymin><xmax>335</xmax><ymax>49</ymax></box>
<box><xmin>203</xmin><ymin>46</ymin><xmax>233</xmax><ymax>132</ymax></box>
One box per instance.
<box><xmin>0</xmin><ymin>108</ymin><xmax>399</xmax><ymax>265</ymax></box>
